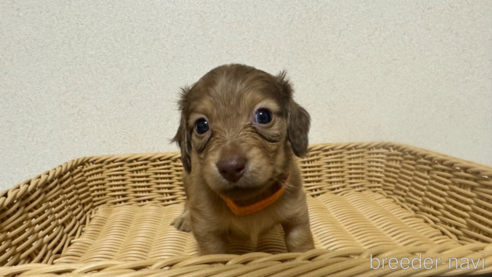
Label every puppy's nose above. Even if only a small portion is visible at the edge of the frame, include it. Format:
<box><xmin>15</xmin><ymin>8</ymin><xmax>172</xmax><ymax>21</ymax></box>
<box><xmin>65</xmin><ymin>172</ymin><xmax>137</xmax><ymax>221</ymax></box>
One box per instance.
<box><xmin>216</xmin><ymin>154</ymin><xmax>247</xmax><ymax>183</ymax></box>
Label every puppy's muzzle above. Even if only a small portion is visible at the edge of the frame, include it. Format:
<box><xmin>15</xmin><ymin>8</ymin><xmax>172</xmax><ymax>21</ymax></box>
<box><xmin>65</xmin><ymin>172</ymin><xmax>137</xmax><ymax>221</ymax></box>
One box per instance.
<box><xmin>216</xmin><ymin>144</ymin><xmax>247</xmax><ymax>183</ymax></box>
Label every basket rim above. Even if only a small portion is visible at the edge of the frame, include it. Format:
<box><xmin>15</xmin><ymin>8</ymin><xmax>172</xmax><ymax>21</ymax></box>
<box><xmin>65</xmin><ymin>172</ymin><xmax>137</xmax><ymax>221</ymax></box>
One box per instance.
<box><xmin>308</xmin><ymin>141</ymin><xmax>492</xmax><ymax>175</ymax></box>
<box><xmin>2</xmin><ymin>244</ymin><xmax>492</xmax><ymax>276</ymax></box>
<box><xmin>2</xmin><ymin>141</ymin><xmax>491</xmax><ymax>201</ymax></box>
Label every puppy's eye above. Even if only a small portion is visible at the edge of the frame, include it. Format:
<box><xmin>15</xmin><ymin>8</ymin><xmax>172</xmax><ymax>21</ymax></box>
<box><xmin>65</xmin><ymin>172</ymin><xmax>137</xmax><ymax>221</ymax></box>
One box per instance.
<box><xmin>195</xmin><ymin>118</ymin><xmax>209</xmax><ymax>134</ymax></box>
<box><xmin>255</xmin><ymin>109</ymin><xmax>272</xmax><ymax>124</ymax></box>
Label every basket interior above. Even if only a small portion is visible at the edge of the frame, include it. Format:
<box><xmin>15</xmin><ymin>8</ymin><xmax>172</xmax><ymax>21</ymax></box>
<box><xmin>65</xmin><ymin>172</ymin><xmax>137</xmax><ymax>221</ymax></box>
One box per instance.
<box><xmin>53</xmin><ymin>190</ymin><xmax>458</xmax><ymax>264</ymax></box>
<box><xmin>1</xmin><ymin>142</ymin><xmax>491</xmax><ymax>270</ymax></box>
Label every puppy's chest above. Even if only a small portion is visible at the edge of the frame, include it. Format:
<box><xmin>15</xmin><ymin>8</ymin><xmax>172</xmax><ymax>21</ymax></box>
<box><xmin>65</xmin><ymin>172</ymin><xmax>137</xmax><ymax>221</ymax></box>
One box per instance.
<box><xmin>226</xmin><ymin>213</ymin><xmax>280</xmax><ymax>241</ymax></box>
<box><xmin>223</xmin><ymin>201</ymin><xmax>292</xmax><ymax>237</ymax></box>
<box><xmin>220</xmin><ymin>196</ymin><xmax>298</xmax><ymax>237</ymax></box>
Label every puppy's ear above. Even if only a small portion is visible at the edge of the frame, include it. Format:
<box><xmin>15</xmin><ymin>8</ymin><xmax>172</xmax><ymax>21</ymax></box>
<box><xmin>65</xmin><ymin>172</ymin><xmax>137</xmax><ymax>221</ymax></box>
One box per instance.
<box><xmin>287</xmin><ymin>101</ymin><xmax>310</xmax><ymax>157</ymax></box>
<box><xmin>172</xmin><ymin>87</ymin><xmax>192</xmax><ymax>172</ymax></box>
<box><xmin>276</xmin><ymin>71</ymin><xmax>311</xmax><ymax>157</ymax></box>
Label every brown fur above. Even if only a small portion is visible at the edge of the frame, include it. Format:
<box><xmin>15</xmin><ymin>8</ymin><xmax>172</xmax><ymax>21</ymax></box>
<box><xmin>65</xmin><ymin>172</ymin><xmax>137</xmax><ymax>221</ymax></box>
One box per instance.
<box><xmin>171</xmin><ymin>64</ymin><xmax>314</xmax><ymax>255</ymax></box>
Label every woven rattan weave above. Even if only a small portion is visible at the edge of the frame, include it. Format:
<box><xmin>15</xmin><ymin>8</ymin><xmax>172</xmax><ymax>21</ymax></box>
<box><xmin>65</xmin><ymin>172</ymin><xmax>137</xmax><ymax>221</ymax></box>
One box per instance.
<box><xmin>1</xmin><ymin>142</ymin><xmax>491</xmax><ymax>276</ymax></box>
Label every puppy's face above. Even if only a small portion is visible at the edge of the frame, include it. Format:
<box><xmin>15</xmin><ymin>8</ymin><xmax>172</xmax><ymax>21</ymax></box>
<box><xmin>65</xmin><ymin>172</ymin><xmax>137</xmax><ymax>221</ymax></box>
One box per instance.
<box><xmin>174</xmin><ymin>64</ymin><xmax>310</xmax><ymax>201</ymax></box>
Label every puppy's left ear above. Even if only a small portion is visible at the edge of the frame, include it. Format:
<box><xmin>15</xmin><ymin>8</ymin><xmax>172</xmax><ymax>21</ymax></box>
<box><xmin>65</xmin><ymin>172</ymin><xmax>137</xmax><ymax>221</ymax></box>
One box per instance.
<box><xmin>287</xmin><ymin>101</ymin><xmax>310</xmax><ymax>157</ymax></box>
<box><xmin>276</xmin><ymin>71</ymin><xmax>311</xmax><ymax>157</ymax></box>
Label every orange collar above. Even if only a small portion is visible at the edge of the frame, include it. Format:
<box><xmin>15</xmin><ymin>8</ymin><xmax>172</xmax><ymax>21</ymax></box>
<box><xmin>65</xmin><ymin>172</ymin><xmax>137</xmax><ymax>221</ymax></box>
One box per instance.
<box><xmin>220</xmin><ymin>175</ymin><xmax>289</xmax><ymax>216</ymax></box>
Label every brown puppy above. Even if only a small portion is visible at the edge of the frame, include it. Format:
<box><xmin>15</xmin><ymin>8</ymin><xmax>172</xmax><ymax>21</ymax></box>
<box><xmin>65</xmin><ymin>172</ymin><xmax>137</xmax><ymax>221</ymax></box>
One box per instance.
<box><xmin>172</xmin><ymin>64</ymin><xmax>315</xmax><ymax>255</ymax></box>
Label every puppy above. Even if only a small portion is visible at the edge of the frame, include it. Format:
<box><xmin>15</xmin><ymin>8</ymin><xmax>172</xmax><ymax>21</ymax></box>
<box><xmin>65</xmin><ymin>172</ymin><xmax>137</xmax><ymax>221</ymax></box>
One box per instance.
<box><xmin>171</xmin><ymin>64</ymin><xmax>315</xmax><ymax>255</ymax></box>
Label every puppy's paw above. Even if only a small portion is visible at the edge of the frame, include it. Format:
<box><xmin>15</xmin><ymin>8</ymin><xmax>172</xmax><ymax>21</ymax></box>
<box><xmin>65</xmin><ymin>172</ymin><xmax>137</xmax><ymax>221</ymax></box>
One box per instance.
<box><xmin>282</xmin><ymin>221</ymin><xmax>315</xmax><ymax>253</ymax></box>
<box><xmin>171</xmin><ymin>211</ymin><xmax>191</xmax><ymax>232</ymax></box>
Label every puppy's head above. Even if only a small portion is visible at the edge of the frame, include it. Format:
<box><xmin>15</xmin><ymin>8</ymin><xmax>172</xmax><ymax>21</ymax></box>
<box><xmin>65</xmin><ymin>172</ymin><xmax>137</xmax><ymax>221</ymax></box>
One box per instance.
<box><xmin>173</xmin><ymin>64</ymin><xmax>310</xmax><ymax>201</ymax></box>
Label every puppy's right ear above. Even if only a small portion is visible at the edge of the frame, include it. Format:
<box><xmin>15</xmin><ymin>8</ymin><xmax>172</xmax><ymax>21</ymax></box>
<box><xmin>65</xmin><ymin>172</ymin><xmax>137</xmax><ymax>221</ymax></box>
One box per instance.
<box><xmin>172</xmin><ymin>87</ymin><xmax>192</xmax><ymax>172</ymax></box>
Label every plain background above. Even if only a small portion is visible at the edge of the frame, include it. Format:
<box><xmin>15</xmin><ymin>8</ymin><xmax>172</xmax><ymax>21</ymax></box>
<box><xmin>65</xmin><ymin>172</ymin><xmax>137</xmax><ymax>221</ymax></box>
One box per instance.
<box><xmin>1</xmin><ymin>1</ymin><xmax>491</xmax><ymax>191</ymax></box>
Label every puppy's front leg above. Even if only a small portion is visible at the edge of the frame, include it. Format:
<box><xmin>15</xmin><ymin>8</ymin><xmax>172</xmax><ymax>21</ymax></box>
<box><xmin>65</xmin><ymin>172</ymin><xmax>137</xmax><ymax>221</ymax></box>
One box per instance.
<box><xmin>282</xmin><ymin>220</ymin><xmax>315</xmax><ymax>252</ymax></box>
<box><xmin>171</xmin><ymin>205</ymin><xmax>191</xmax><ymax>232</ymax></box>
<box><xmin>194</xmin><ymin>229</ymin><xmax>229</xmax><ymax>255</ymax></box>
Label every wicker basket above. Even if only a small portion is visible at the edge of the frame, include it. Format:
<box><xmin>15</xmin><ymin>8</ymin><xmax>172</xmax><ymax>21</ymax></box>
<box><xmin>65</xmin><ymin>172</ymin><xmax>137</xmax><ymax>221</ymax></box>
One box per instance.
<box><xmin>1</xmin><ymin>142</ymin><xmax>492</xmax><ymax>276</ymax></box>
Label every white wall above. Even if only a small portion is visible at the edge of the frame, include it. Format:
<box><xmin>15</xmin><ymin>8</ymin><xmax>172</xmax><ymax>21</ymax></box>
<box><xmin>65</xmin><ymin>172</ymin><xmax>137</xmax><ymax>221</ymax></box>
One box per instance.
<box><xmin>1</xmin><ymin>1</ymin><xmax>491</xmax><ymax>191</ymax></box>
